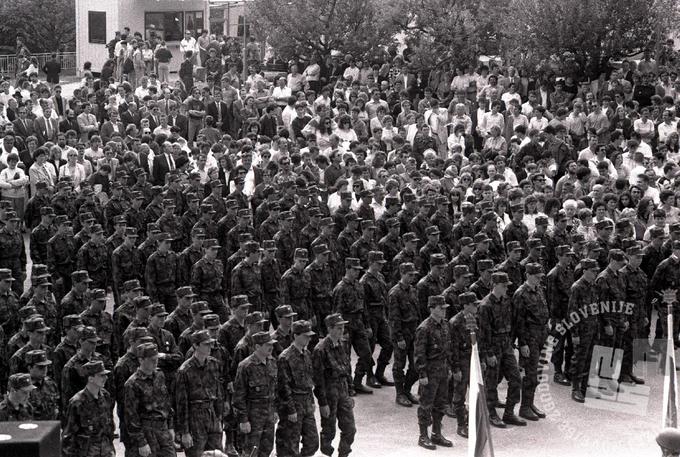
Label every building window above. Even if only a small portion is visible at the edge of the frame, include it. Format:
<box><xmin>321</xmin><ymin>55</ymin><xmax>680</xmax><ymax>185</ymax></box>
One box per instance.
<box><xmin>88</xmin><ymin>11</ymin><xmax>107</xmax><ymax>44</ymax></box>
<box><xmin>186</xmin><ymin>11</ymin><xmax>205</xmax><ymax>34</ymax></box>
<box><xmin>237</xmin><ymin>16</ymin><xmax>250</xmax><ymax>37</ymax></box>
<box><xmin>145</xmin><ymin>12</ymin><xmax>184</xmax><ymax>42</ymax></box>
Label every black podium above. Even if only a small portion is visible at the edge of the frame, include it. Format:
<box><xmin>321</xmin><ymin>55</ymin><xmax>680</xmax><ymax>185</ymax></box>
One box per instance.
<box><xmin>0</xmin><ymin>421</ymin><xmax>60</xmax><ymax>457</ymax></box>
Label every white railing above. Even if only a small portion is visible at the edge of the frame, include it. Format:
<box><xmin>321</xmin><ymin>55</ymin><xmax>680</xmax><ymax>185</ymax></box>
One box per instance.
<box><xmin>0</xmin><ymin>52</ymin><xmax>77</xmax><ymax>77</ymax></box>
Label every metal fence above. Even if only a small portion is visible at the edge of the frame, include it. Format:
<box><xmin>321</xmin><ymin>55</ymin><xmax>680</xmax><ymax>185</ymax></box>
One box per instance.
<box><xmin>0</xmin><ymin>52</ymin><xmax>77</xmax><ymax>77</ymax></box>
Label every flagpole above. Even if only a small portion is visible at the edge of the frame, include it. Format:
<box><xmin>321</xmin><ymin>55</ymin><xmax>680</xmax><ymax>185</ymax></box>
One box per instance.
<box><xmin>659</xmin><ymin>291</ymin><xmax>680</xmax><ymax>456</ymax></box>
<box><xmin>469</xmin><ymin>327</ymin><xmax>495</xmax><ymax>457</ymax></box>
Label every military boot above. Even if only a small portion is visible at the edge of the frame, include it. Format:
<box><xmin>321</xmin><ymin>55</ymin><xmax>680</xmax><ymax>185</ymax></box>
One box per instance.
<box><xmin>418</xmin><ymin>424</ymin><xmax>436</xmax><ymax>450</ymax></box>
<box><xmin>375</xmin><ymin>363</ymin><xmax>394</xmax><ymax>386</ymax></box>
<box><xmin>502</xmin><ymin>404</ymin><xmax>527</xmax><ymax>426</ymax></box>
<box><xmin>430</xmin><ymin>417</ymin><xmax>453</xmax><ymax>447</ymax></box>
<box><xmin>353</xmin><ymin>371</ymin><xmax>373</xmax><ymax>394</ymax></box>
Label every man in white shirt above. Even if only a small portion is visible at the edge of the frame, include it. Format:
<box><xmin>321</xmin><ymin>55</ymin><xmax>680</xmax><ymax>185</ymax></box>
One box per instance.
<box><xmin>0</xmin><ymin>135</ymin><xmax>19</xmax><ymax>166</ymax></box>
<box><xmin>658</xmin><ymin>110</ymin><xmax>677</xmax><ymax>143</ymax></box>
<box><xmin>76</xmin><ymin>103</ymin><xmax>99</xmax><ymax>142</ymax></box>
<box><xmin>180</xmin><ymin>31</ymin><xmax>197</xmax><ymax>63</ymax></box>
<box><xmin>365</xmin><ymin>90</ymin><xmax>389</xmax><ymax>120</ymax></box>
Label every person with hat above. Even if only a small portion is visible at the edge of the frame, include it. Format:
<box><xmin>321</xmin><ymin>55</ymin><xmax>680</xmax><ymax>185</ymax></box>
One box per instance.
<box><xmin>651</xmin><ymin>240</ymin><xmax>680</xmax><ymax>352</ymax></box>
<box><xmin>661</xmin><ymin>222</ymin><xmax>680</xmax><ymax>258</ymax></box>
<box><xmin>299</xmin><ymin>207</ymin><xmax>323</xmax><ymax>253</ymax></box>
<box><xmin>503</xmin><ymin>203</ymin><xmax>529</xmax><ymax>251</ymax></box>
<box><xmin>77</xmin><ymin>223</ymin><xmax>109</xmax><ymax>290</ymax></box>
<box><xmin>470</xmin><ymin>259</ymin><xmax>494</xmax><ymax>300</ymax></box>
<box><xmin>619</xmin><ymin>243</ymin><xmax>647</xmax><ymax>385</ymax></box>
<box><xmin>146</xmin><ymin>232</ymin><xmax>179</xmax><ymax>313</ymax></box>
<box><xmin>356</xmin><ymin>189</ymin><xmax>376</xmax><ymax>222</ymax></box>
<box><xmin>29</xmin><ymin>206</ymin><xmax>56</xmax><ymax>265</ymax></box>
<box><xmin>479</xmin><ymin>211</ymin><xmax>505</xmax><ymax>264</ymax></box>
<box><xmin>545</xmin><ymin>211</ymin><xmax>573</xmax><ymax>269</ymax></box>
<box><xmin>274</xmin><ymin>211</ymin><xmax>299</xmax><ymax>271</ymax></box>
<box><xmin>47</xmin><ymin>214</ymin><xmax>76</xmax><ymax>296</ymax></box>
<box><xmin>498</xmin><ymin>240</ymin><xmax>525</xmax><ymax>296</ymax></box>
<box><xmin>4</xmin><ymin>306</ymin><xmax>39</xmax><ymax>378</ymax></box>
<box><xmin>333</xmin><ymin>258</ymin><xmax>374</xmax><ymax>394</ymax></box>
<box><xmin>53</xmin><ymin>315</ymin><xmax>84</xmax><ymax>396</ymax></box>
<box><xmin>9</xmin><ymin>316</ymin><xmax>52</xmax><ymax>375</ymax></box>
<box><xmin>337</xmin><ymin>212</ymin><xmax>361</xmax><ymax>264</ymax></box>
<box><xmin>145</xmin><ymin>186</ymin><xmax>165</xmax><ymax>224</ymax></box>
<box><xmin>388</xmin><ymin>262</ymin><xmax>421</xmax><ymax>407</ymax></box>
<box><xmin>224</xmin><ymin>209</ymin><xmax>255</xmax><ymax>259</ymax></box>
<box><xmin>0</xmin><ymin>268</ymin><xmax>19</xmax><ymax>337</ymax></box>
<box><xmin>112</xmin><ymin>227</ymin><xmax>143</xmax><ymax>307</ymax></box>
<box><xmin>260</xmin><ymin>239</ymin><xmax>283</xmax><ymax>328</ymax></box>
<box><xmin>180</xmin><ymin>194</ymin><xmax>201</xmax><ymax>246</ymax></box>
<box><xmin>25</xmin><ymin>181</ymin><xmax>53</xmax><ymax>230</ymax></box>
<box><xmin>0</xmin><ymin>373</ymin><xmax>36</xmax><ymax>421</ymax></box>
<box><xmin>414</xmin><ymin>295</ymin><xmax>453</xmax><ymax>449</ymax></box>
<box><xmin>520</xmin><ymin>237</ymin><xmax>547</xmax><ymax>274</ymax></box>
<box><xmin>272</xmin><ymin>305</ymin><xmax>297</xmax><ymax>357</ymax></box>
<box><xmin>104</xmin><ymin>182</ymin><xmax>128</xmax><ymax>233</ymax></box>
<box><xmin>280</xmin><ymin>248</ymin><xmax>312</xmax><ymax>321</ymax></box>
<box><xmin>158</xmin><ymin>199</ymin><xmax>183</xmax><ymax>251</ymax></box>
<box><xmin>258</xmin><ymin>199</ymin><xmax>280</xmax><ymax>242</ymax></box>
<box><xmin>124</xmin><ymin>190</ymin><xmax>148</xmax><ymax>239</ymax></box>
<box><xmin>312</xmin><ymin>313</ymin><xmax>356</xmax><ymax>457</ymax></box>
<box><xmin>392</xmin><ymin>232</ymin><xmax>424</xmax><ymax>285</ymax></box>
<box><xmin>62</xmin><ymin>360</ymin><xmax>115</xmax><ymax>456</ymax></box>
<box><xmin>232</xmin><ymin>240</ymin><xmax>264</xmax><ymax>313</ymax></box>
<box><xmin>195</xmin><ymin>203</ymin><xmax>220</xmax><ymax>241</ymax></box>
<box><xmin>375</xmin><ymin>196</ymin><xmax>401</xmax><ymax>240</ymax></box>
<box><xmin>106</xmin><ymin>214</ymin><xmax>128</xmax><ymax>260</ymax></box>
<box><xmin>419</xmin><ymin>225</ymin><xmax>448</xmax><ymax>273</ymax></box>
<box><xmin>26</xmin><ymin>349</ymin><xmax>58</xmax><ymax>420</ymax></box>
<box><xmin>114</xmin><ymin>327</ymin><xmax>153</xmax><ymax>450</ymax></box>
<box><xmin>611</xmin><ymin>219</ymin><xmax>634</xmax><ymax>251</ymax></box>
<box><xmin>592</xmin><ymin>219</ymin><xmax>613</xmax><ymax>269</ymax></box>
<box><xmin>332</xmin><ymin>191</ymin><xmax>357</xmax><ymax>235</ymax></box>
<box><xmin>73</xmin><ymin>212</ymin><xmax>95</xmax><ymax>252</ymax></box>
<box><xmin>61</xmin><ymin>326</ymin><xmax>106</xmax><ymax>413</ymax></box>
<box><xmin>350</xmin><ymin>220</ymin><xmax>378</xmax><ymax>269</ymax></box>
<box><xmin>546</xmin><ymin>245</ymin><xmax>576</xmax><ymax>386</ymax></box>
<box><xmin>478</xmin><ymin>271</ymin><xmax>525</xmax><ymax>427</ymax></box>
<box><xmin>178</xmin><ymin>228</ymin><xmax>205</xmax><ymax>286</ymax></box>
<box><xmin>165</xmin><ymin>286</ymin><xmax>198</xmax><ymax>342</ymax></box>
<box><xmin>595</xmin><ymin>248</ymin><xmax>629</xmax><ymax>390</ymax></box>
<box><xmin>214</xmin><ymin>295</ymin><xmax>249</xmax><ymax>357</ymax></box>
<box><xmin>276</xmin><ymin>319</ymin><xmax>319</xmax><ymax>457</ymax></box>
<box><xmin>191</xmin><ymin>238</ymin><xmax>228</xmax><ymax>322</ymax></box>
<box><xmin>137</xmin><ymin>222</ymin><xmax>161</xmax><ymax>275</ymax></box>
<box><xmin>290</xmin><ymin>188</ymin><xmax>311</xmax><ymax>233</ymax></box>
<box><xmin>59</xmin><ymin>270</ymin><xmax>92</xmax><ymax>324</ymax></box>
<box><xmin>397</xmin><ymin>192</ymin><xmax>418</xmax><ymax>235</ymax></box>
<box><xmin>148</xmin><ymin>301</ymin><xmax>183</xmax><ymax>383</ymax></box>
<box><xmin>175</xmin><ymin>330</ymin><xmax>224</xmax><ymax>457</ymax></box>
<box><xmin>124</xmin><ymin>342</ymin><xmax>176</xmax><ymax>457</ymax></box>
<box><xmin>416</xmin><ymin>253</ymin><xmax>446</xmax><ymax>319</ymax></box>
<box><xmin>224</xmin><ymin>233</ymin><xmax>253</xmax><ymax>291</ymax></box>
<box><xmin>377</xmin><ymin>218</ymin><xmax>402</xmax><ymax>284</ymax></box>
<box><xmin>79</xmin><ymin>289</ymin><xmax>114</xmax><ymax>365</ymax></box>
<box><xmin>410</xmin><ymin>201</ymin><xmax>434</xmax><ymax>248</ymax></box>
<box><xmin>0</xmin><ymin>209</ymin><xmax>25</xmax><ymax>295</ymax></box>
<box><xmin>231</xmin><ymin>311</ymin><xmax>269</xmax><ymax>374</ymax></box>
<box><xmin>233</xmin><ymin>331</ymin><xmax>278</xmax><ymax>457</ymax></box>
<box><xmin>203</xmin><ymin>180</ymin><xmax>227</xmax><ymax>220</ymax></box>
<box><xmin>430</xmin><ymin>196</ymin><xmax>454</xmax><ymax>251</ymax></box>
<box><xmin>449</xmin><ymin>291</ymin><xmax>482</xmax><ymax>438</ymax></box>
<box><xmin>569</xmin><ymin>258</ymin><xmax>604</xmax><ymax>402</ymax></box>
<box><xmin>359</xmin><ymin>251</ymin><xmax>394</xmax><ymax>388</ymax></box>
<box><xmin>112</xmin><ymin>280</ymin><xmax>146</xmax><ymax>356</ymax></box>
<box><xmin>442</xmin><ymin>264</ymin><xmax>474</xmax><ymax>321</ymax></box>
<box><xmin>311</xmin><ymin>217</ymin><xmax>342</xmax><ymax>283</ymax></box>
<box><xmin>513</xmin><ymin>263</ymin><xmax>549</xmax><ymax>421</ymax></box>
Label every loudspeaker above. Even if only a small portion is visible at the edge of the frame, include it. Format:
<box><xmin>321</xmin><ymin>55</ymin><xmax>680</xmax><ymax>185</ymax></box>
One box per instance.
<box><xmin>0</xmin><ymin>421</ymin><xmax>61</xmax><ymax>457</ymax></box>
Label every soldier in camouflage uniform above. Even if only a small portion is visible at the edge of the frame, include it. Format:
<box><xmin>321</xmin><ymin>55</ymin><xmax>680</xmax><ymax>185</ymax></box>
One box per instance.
<box><xmin>416</xmin><ymin>253</ymin><xmax>446</xmax><ymax>319</ymax></box>
<box><xmin>280</xmin><ymin>248</ymin><xmax>312</xmax><ymax>320</ymax></box>
<box><xmin>234</xmin><ymin>331</ymin><xmax>279</xmax><ymax>457</ymax></box>
<box><xmin>61</xmin><ymin>326</ymin><xmax>105</xmax><ymax>414</ymax></box>
<box><xmin>389</xmin><ymin>262</ymin><xmax>421</xmax><ymax>407</ymax></box>
<box><xmin>272</xmin><ymin>305</ymin><xmax>297</xmax><ymax>358</ymax></box>
<box><xmin>360</xmin><ymin>251</ymin><xmax>393</xmax><ymax>387</ymax></box>
<box><xmin>27</xmin><ymin>349</ymin><xmax>59</xmax><ymax>420</ymax></box>
<box><xmin>377</xmin><ymin>218</ymin><xmax>402</xmax><ymax>285</ymax></box>
<box><xmin>9</xmin><ymin>316</ymin><xmax>53</xmax><ymax>375</ymax></box>
<box><xmin>113</xmin><ymin>280</ymin><xmax>145</xmax><ymax>357</ymax></box>
<box><xmin>53</xmin><ymin>315</ymin><xmax>83</xmax><ymax>403</ymax></box>
<box><xmin>178</xmin><ymin>301</ymin><xmax>212</xmax><ymax>356</ymax></box>
<box><xmin>77</xmin><ymin>223</ymin><xmax>109</xmax><ymax>290</ymax></box>
<box><xmin>546</xmin><ymin>245</ymin><xmax>576</xmax><ymax>386</ymax></box>
<box><xmin>124</xmin><ymin>342</ymin><xmax>176</xmax><ymax>457</ymax></box>
<box><xmin>165</xmin><ymin>286</ymin><xmax>197</xmax><ymax>343</ymax></box>
<box><xmin>112</xmin><ymin>227</ymin><xmax>143</xmax><ymax>308</ymax></box>
<box><xmin>231</xmin><ymin>241</ymin><xmax>264</xmax><ymax>313</ymax></box>
<box><xmin>0</xmin><ymin>211</ymin><xmax>25</xmax><ymax>295</ymax></box>
<box><xmin>620</xmin><ymin>244</ymin><xmax>647</xmax><ymax>385</ymax></box>
<box><xmin>231</xmin><ymin>312</ymin><xmax>269</xmax><ymax>374</ymax></box>
<box><xmin>313</xmin><ymin>313</ymin><xmax>356</xmax><ymax>457</ymax></box>
<box><xmin>79</xmin><ymin>289</ymin><xmax>114</xmax><ymax>365</ymax></box>
<box><xmin>194</xmin><ymin>237</ymin><xmax>230</xmax><ymax>318</ymax></box>
<box><xmin>178</xmin><ymin>228</ymin><xmax>205</xmax><ymax>286</ymax></box>
<box><xmin>392</xmin><ymin>233</ymin><xmax>424</xmax><ymax>286</ymax></box>
<box><xmin>0</xmin><ymin>373</ymin><xmax>35</xmax><ymax>421</ymax></box>
<box><xmin>29</xmin><ymin>206</ymin><xmax>56</xmax><ymax>265</ymax></box>
<box><xmin>514</xmin><ymin>263</ymin><xmax>549</xmax><ymax>422</ymax></box>
<box><xmin>48</xmin><ymin>216</ymin><xmax>75</xmax><ymax>298</ymax></box>
<box><xmin>350</xmin><ymin>220</ymin><xmax>378</xmax><ymax>269</ymax></box>
<box><xmin>276</xmin><ymin>320</ymin><xmax>319</xmax><ymax>457</ymax></box>
<box><xmin>175</xmin><ymin>330</ymin><xmax>224</xmax><ymax>457</ymax></box>
<box><xmin>414</xmin><ymin>295</ymin><xmax>453</xmax><ymax>450</ymax></box>
<box><xmin>0</xmin><ymin>268</ymin><xmax>20</xmax><ymax>338</ymax></box>
<box><xmin>260</xmin><ymin>240</ymin><xmax>282</xmax><ymax>328</ymax></box>
<box><xmin>60</xmin><ymin>270</ymin><xmax>92</xmax><ymax>331</ymax></box>
<box><xmin>145</xmin><ymin>232</ymin><xmax>179</xmax><ymax>313</ymax></box>
<box><xmin>62</xmin><ymin>361</ymin><xmax>115</xmax><ymax>457</ymax></box>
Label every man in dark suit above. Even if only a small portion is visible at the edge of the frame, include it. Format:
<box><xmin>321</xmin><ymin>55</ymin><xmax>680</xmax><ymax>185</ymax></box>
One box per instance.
<box><xmin>33</xmin><ymin>107</ymin><xmax>59</xmax><ymax>146</ymax></box>
<box><xmin>167</xmin><ymin>105</ymin><xmax>188</xmax><ymax>140</ymax></box>
<box><xmin>151</xmin><ymin>140</ymin><xmax>176</xmax><ymax>185</ymax></box>
<box><xmin>100</xmin><ymin>109</ymin><xmax>125</xmax><ymax>143</ymax></box>
<box><xmin>120</xmin><ymin>102</ymin><xmax>142</xmax><ymax>129</ymax></box>
<box><xmin>12</xmin><ymin>106</ymin><xmax>34</xmax><ymax>140</ymax></box>
<box><xmin>206</xmin><ymin>90</ymin><xmax>229</xmax><ymax>134</ymax></box>
<box><xmin>51</xmin><ymin>85</ymin><xmax>67</xmax><ymax>118</ymax></box>
<box><xmin>146</xmin><ymin>103</ymin><xmax>161</xmax><ymax>133</ymax></box>
<box><xmin>59</xmin><ymin>110</ymin><xmax>81</xmax><ymax>135</ymax></box>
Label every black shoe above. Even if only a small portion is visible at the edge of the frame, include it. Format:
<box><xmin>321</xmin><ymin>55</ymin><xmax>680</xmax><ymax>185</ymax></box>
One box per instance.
<box><xmin>366</xmin><ymin>376</ymin><xmax>382</xmax><ymax>389</ymax></box>
<box><xmin>406</xmin><ymin>392</ymin><xmax>419</xmax><ymax>404</ymax></box>
<box><xmin>502</xmin><ymin>413</ymin><xmax>527</xmax><ymax>426</ymax></box>
<box><xmin>457</xmin><ymin>424</ymin><xmax>468</xmax><ymax>438</ymax></box>
<box><xmin>396</xmin><ymin>393</ymin><xmax>413</xmax><ymax>407</ymax></box>
<box><xmin>619</xmin><ymin>374</ymin><xmax>634</xmax><ymax>384</ymax></box>
<box><xmin>553</xmin><ymin>372</ymin><xmax>571</xmax><ymax>386</ymax></box>
<box><xmin>320</xmin><ymin>444</ymin><xmax>335</xmax><ymax>456</ymax></box>
<box><xmin>376</xmin><ymin>374</ymin><xmax>395</xmax><ymax>386</ymax></box>
<box><xmin>571</xmin><ymin>391</ymin><xmax>585</xmax><ymax>403</ymax></box>
<box><xmin>418</xmin><ymin>435</ymin><xmax>437</xmax><ymax>450</ymax></box>
<box><xmin>518</xmin><ymin>406</ymin><xmax>539</xmax><ymax>421</ymax></box>
<box><xmin>531</xmin><ymin>404</ymin><xmax>546</xmax><ymax>418</ymax></box>
<box><xmin>445</xmin><ymin>404</ymin><xmax>456</xmax><ymax>418</ymax></box>
<box><xmin>495</xmin><ymin>400</ymin><xmax>506</xmax><ymax>408</ymax></box>
<box><xmin>630</xmin><ymin>374</ymin><xmax>645</xmax><ymax>385</ymax></box>
<box><xmin>354</xmin><ymin>383</ymin><xmax>373</xmax><ymax>394</ymax></box>
<box><xmin>431</xmin><ymin>433</ymin><xmax>453</xmax><ymax>447</ymax></box>
<box><xmin>489</xmin><ymin>414</ymin><xmax>506</xmax><ymax>428</ymax></box>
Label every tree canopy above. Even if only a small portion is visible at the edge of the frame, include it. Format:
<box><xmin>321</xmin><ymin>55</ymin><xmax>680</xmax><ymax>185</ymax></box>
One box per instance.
<box><xmin>0</xmin><ymin>0</ymin><xmax>76</xmax><ymax>53</ymax></box>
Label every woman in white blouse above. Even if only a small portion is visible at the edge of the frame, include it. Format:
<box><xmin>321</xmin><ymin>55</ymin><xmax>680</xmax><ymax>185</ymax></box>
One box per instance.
<box><xmin>28</xmin><ymin>147</ymin><xmax>56</xmax><ymax>195</ymax></box>
<box><xmin>59</xmin><ymin>149</ymin><xmax>87</xmax><ymax>191</ymax></box>
<box><xmin>633</xmin><ymin>106</ymin><xmax>655</xmax><ymax>144</ymax></box>
<box><xmin>0</xmin><ymin>153</ymin><xmax>28</xmax><ymax>221</ymax></box>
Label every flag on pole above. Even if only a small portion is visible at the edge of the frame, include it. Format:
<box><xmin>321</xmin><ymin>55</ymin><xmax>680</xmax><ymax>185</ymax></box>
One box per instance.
<box><xmin>469</xmin><ymin>335</ymin><xmax>494</xmax><ymax>457</ymax></box>
<box><xmin>663</xmin><ymin>309</ymin><xmax>678</xmax><ymax>428</ymax></box>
